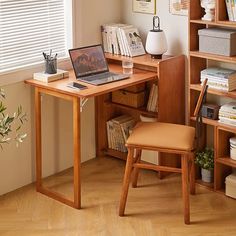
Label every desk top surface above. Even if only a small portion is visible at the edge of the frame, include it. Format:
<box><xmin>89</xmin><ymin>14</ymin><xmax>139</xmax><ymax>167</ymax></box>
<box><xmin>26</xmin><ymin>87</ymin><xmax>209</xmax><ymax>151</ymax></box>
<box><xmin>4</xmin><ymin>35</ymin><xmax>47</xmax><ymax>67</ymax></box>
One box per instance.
<box><xmin>25</xmin><ymin>63</ymin><xmax>156</xmax><ymax>98</ymax></box>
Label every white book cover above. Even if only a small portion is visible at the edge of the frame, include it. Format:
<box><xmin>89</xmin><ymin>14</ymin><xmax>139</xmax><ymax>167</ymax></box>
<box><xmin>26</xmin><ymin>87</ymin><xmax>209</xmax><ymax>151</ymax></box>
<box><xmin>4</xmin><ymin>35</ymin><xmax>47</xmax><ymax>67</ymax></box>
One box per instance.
<box><xmin>225</xmin><ymin>0</ymin><xmax>234</xmax><ymax>21</ymax></box>
<box><xmin>122</xmin><ymin>27</ymin><xmax>145</xmax><ymax>57</ymax></box>
<box><xmin>201</xmin><ymin>67</ymin><xmax>236</xmax><ymax>79</ymax></box>
<box><xmin>232</xmin><ymin>0</ymin><xmax>236</xmax><ymax>21</ymax></box>
<box><xmin>220</xmin><ymin>102</ymin><xmax>236</xmax><ymax>112</ymax></box>
<box><xmin>120</xmin><ymin>25</ymin><xmax>134</xmax><ymax>56</ymax></box>
<box><xmin>33</xmin><ymin>69</ymin><xmax>69</xmax><ymax>82</ymax></box>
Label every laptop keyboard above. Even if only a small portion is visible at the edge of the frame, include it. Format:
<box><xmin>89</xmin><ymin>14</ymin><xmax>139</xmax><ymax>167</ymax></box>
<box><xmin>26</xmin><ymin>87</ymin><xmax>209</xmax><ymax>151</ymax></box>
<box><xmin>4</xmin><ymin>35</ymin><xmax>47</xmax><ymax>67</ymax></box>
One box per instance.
<box><xmin>82</xmin><ymin>72</ymin><xmax>117</xmax><ymax>82</ymax></box>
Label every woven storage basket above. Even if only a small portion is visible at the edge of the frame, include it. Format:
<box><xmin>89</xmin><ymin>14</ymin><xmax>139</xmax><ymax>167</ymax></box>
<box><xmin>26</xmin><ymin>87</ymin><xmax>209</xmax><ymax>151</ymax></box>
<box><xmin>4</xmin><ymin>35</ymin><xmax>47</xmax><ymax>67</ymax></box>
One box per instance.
<box><xmin>112</xmin><ymin>89</ymin><xmax>145</xmax><ymax>108</ymax></box>
<box><xmin>125</xmin><ymin>83</ymin><xmax>145</xmax><ymax>93</ymax></box>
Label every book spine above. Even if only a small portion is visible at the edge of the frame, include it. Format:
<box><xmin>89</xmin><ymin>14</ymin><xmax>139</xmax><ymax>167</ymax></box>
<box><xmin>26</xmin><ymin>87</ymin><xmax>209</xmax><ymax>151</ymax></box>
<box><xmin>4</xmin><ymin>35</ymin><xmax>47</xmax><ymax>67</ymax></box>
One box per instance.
<box><xmin>120</xmin><ymin>28</ymin><xmax>130</xmax><ymax>56</ymax></box>
<box><xmin>106</xmin><ymin>121</ymin><xmax>111</xmax><ymax>149</ymax></box>
<box><xmin>226</xmin><ymin>0</ymin><xmax>234</xmax><ymax>21</ymax></box>
<box><xmin>232</xmin><ymin>0</ymin><xmax>236</xmax><ymax>21</ymax></box>
<box><xmin>151</xmin><ymin>85</ymin><xmax>158</xmax><ymax>112</ymax></box>
<box><xmin>101</xmin><ymin>25</ymin><xmax>108</xmax><ymax>53</ymax></box>
<box><xmin>234</xmin><ymin>0</ymin><xmax>236</xmax><ymax>21</ymax></box>
<box><xmin>117</xmin><ymin>28</ymin><xmax>124</xmax><ymax>56</ymax></box>
<box><xmin>34</xmin><ymin>72</ymin><xmax>69</xmax><ymax>82</ymax></box>
<box><xmin>147</xmin><ymin>84</ymin><xmax>155</xmax><ymax>111</ymax></box>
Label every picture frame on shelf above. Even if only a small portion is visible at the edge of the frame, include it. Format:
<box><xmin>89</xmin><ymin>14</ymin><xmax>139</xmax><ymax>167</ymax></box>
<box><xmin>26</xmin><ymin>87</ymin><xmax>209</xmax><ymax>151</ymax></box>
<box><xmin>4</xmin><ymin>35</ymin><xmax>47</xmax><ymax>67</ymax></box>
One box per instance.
<box><xmin>132</xmin><ymin>0</ymin><xmax>156</xmax><ymax>14</ymax></box>
<box><xmin>169</xmin><ymin>0</ymin><xmax>188</xmax><ymax>16</ymax></box>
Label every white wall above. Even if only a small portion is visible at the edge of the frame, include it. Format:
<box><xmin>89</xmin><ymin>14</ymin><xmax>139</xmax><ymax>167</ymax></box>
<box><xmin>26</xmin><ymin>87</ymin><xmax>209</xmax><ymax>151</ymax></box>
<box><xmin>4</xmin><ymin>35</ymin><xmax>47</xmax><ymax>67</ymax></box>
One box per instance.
<box><xmin>0</xmin><ymin>0</ymin><xmax>121</xmax><ymax>195</ymax></box>
<box><xmin>121</xmin><ymin>0</ymin><xmax>188</xmax><ymax>55</ymax></box>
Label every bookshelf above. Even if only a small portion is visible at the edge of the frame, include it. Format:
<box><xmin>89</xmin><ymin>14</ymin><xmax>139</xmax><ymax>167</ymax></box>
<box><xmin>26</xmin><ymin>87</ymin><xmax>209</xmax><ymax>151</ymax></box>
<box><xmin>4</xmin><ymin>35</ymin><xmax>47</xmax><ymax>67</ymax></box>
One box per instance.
<box><xmin>189</xmin><ymin>0</ymin><xmax>236</xmax><ymax>194</ymax></box>
<box><xmin>96</xmin><ymin>53</ymin><xmax>185</xmax><ymax>174</ymax></box>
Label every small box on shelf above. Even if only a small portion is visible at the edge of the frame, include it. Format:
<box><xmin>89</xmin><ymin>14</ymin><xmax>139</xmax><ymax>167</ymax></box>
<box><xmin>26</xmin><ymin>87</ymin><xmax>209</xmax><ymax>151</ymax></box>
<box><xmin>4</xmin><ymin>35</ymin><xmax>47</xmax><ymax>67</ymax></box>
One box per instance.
<box><xmin>112</xmin><ymin>90</ymin><xmax>145</xmax><ymax>108</ymax></box>
<box><xmin>225</xmin><ymin>173</ymin><xmax>236</xmax><ymax>199</ymax></box>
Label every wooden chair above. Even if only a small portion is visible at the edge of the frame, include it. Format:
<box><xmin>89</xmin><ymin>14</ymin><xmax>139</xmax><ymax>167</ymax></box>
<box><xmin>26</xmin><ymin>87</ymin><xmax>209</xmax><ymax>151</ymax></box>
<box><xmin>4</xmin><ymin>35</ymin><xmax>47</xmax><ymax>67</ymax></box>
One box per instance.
<box><xmin>119</xmin><ymin>80</ymin><xmax>208</xmax><ymax>225</ymax></box>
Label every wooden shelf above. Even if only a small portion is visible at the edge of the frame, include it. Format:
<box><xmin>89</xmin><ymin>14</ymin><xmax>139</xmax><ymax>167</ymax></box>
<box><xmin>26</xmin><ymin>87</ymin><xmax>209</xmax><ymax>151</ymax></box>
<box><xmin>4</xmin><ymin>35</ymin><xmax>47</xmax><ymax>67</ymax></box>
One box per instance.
<box><xmin>190</xmin><ymin>116</ymin><xmax>236</xmax><ymax>132</ymax></box>
<box><xmin>104</xmin><ymin>101</ymin><xmax>158</xmax><ymax>117</ymax></box>
<box><xmin>190</xmin><ymin>83</ymin><xmax>236</xmax><ymax>99</ymax></box>
<box><xmin>190</xmin><ymin>51</ymin><xmax>236</xmax><ymax>64</ymax></box>
<box><xmin>189</xmin><ymin>0</ymin><xmax>236</xmax><ymax>200</ymax></box>
<box><xmin>196</xmin><ymin>179</ymin><xmax>214</xmax><ymax>190</ymax></box>
<box><xmin>190</xmin><ymin>19</ymin><xmax>236</xmax><ymax>28</ymax></box>
<box><xmin>216</xmin><ymin>157</ymin><xmax>236</xmax><ymax>168</ymax></box>
<box><xmin>217</xmin><ymin>20</ymin><xmax>236</xmax><ymax>27</ymax></box>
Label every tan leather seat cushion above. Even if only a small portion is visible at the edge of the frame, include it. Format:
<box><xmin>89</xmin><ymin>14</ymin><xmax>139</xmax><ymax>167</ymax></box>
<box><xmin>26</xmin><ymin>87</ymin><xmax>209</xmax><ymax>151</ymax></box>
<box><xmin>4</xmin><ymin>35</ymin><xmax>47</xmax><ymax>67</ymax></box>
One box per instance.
<box><xmin>127</xmin><ymin>122</ymin><xmax>195</xmax><ymax>151</ymax></box>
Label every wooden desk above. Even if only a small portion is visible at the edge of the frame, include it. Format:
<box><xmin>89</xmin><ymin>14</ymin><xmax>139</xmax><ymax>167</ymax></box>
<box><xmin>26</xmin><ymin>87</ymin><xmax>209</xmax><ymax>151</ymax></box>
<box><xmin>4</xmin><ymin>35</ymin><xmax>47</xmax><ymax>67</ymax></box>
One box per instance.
<box><xmin>25</xmin><ymin>63</ymin><xmax>157</xmax><ymax>208</ymax></box>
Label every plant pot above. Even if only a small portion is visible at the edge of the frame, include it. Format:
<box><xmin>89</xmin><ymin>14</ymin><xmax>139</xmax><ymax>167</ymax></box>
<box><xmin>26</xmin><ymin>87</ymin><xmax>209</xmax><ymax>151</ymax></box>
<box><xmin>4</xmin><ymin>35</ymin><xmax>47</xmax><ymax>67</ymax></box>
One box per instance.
<box><xmin>201</xmin><ymin>168</ymin><xmax>213</xmax><ymax>183</ymax></box>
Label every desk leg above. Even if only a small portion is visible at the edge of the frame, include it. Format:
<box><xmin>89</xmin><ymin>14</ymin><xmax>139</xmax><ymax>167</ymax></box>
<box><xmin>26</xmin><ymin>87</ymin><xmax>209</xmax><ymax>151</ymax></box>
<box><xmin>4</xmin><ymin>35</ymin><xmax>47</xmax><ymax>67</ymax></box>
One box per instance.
<box><xmin>73</xmin><ymin>97</ymin><xmax>81</xmax><ymax>209</ymax></box>
<box><xmin>34</xmin><ymin>88</ymin><xmax>81</xmax><ymax>209</ymax></box>
<box><xmin>35</xmin><ymin>87</ymin><xmax>42</xmax><ymax>190</ymax></box>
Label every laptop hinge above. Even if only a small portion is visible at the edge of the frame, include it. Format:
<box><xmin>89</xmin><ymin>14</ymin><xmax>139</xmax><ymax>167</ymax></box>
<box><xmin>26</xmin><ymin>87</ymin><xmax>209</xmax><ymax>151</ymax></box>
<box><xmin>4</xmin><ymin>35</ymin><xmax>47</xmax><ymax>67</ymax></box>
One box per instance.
<box><xmin>80</xmin><ymin>98</ymin><xmax>88</xmax><ymax>112</ymax></box>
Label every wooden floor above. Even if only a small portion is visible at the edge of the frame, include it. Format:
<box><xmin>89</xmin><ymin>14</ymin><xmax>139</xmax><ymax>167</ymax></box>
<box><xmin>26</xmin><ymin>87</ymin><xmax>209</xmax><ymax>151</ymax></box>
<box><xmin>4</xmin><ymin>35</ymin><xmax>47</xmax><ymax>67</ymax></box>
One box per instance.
<box><xmin>0</xmin><ymin>157</ymin><xmax>236</xmax><ymax>236</ymax></box>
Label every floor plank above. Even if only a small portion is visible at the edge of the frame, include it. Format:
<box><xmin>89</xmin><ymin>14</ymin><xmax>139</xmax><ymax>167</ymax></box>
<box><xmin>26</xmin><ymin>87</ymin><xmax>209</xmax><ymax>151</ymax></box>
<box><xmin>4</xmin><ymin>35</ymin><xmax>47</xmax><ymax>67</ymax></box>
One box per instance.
<box><xmin>0</xmin><ymin>157</ymin><xmax>236</xmax><ymax>236</ymax></box>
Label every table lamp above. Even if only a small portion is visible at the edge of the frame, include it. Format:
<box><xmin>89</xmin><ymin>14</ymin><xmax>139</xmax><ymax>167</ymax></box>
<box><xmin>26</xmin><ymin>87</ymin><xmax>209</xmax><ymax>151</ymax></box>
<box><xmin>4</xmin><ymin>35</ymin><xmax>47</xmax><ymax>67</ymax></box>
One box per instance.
<box><xmin>145</xmin><ymin>16</ymin><xmax>167</xmax><ymax>59</ymax></box>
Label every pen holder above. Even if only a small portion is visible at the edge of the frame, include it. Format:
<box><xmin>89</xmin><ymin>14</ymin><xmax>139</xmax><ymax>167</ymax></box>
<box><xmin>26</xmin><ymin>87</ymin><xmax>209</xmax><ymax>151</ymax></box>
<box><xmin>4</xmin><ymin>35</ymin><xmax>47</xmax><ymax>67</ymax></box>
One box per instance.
<box><xmin>45</xmin><ymin>58</ymin><xmax>57</xmax><ymax>74</ymax></box>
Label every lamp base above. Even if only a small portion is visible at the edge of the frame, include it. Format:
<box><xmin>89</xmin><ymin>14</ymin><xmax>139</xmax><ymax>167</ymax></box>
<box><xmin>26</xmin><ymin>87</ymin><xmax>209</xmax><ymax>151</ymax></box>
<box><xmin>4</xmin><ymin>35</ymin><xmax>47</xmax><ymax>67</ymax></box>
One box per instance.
<box><xmin>151</xmin><ymin>54</ymin><xmax>162</xmax><ymax>59</ymax></box>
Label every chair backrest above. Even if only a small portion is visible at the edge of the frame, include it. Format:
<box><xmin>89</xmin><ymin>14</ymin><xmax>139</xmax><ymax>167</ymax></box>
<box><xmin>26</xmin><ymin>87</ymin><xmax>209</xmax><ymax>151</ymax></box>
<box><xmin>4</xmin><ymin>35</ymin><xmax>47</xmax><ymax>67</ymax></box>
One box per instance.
<box><xmin>193</xmin><ymin>79</ymin><xmax>208</xmax><ymax>118</ymax></box>
<box><xmin>193</xmin><ymin>79</ymin><xmax>208</xmax><ymax>149</ymax></box>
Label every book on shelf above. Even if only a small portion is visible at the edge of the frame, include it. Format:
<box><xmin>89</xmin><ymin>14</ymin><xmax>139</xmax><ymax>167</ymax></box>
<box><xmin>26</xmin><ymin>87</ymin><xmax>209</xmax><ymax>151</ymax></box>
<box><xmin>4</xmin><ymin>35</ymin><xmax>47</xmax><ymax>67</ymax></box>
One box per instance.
<box><xmin>101</xmin><ymin>23</ymin><xmax>145</xmax><ymax>57</ymax></box>
<box><xmin>147</xmin><ymin>84</ymin><xmax>158</xmax><ymax>112</ymax></box>
<box><xmin>201</xmin><ymin>67</ymin><xmax>236</xmax><ymax>91</ymax></box>
<box><xmin>225</xmin><ymin>0</ymin><xmax>235</xmax><ymax>21</ymax></box>
<box><xmin>219</xmin><ymin>102</ymin><xmax>236</xmax><ymax>125</ymax></box>
<box><xmin>33</xmin><ymin>69</ymin><xmax>69</xmax><ymax>83</ymax></box>
<box><xmin>106</xmin><ymin>115</ymin><xmax>136</xmax><ymax>152</ymax></box>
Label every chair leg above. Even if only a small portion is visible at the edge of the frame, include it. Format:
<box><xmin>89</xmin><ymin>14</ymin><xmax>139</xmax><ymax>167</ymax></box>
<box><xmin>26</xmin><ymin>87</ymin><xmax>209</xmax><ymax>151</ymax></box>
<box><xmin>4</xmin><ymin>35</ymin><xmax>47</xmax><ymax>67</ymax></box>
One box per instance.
<box><xmin>132</xmin><ymin>149</ymin><xmax>142</xmax><ymax>188</ymax></box>
<box><xmin>119</xmin><ymin>147</ymin><xmax>134</xmax><ymax>216</ymax></box>
<box><xmin>181</xmin><ymin>155</ymin><xmax>190</xmax><ymax>225</ymax></box>
<box><xmin>189</xmin><ymin>152</ymin><xmax>196</xmax><ymax>195</ymax></box>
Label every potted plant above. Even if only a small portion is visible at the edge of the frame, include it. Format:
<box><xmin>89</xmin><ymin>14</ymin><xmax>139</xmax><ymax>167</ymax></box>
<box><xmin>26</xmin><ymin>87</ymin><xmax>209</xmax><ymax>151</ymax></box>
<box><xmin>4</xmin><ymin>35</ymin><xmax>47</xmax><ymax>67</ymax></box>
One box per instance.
<box><xmin>195</xmin><ymin>147</ymin><xmax>214</xmax><ymax>183</ymax></box>
<box><xmin>0</xmin><ymin>88</ymin><xmax>27</xmax><ymax>148</ymax></box>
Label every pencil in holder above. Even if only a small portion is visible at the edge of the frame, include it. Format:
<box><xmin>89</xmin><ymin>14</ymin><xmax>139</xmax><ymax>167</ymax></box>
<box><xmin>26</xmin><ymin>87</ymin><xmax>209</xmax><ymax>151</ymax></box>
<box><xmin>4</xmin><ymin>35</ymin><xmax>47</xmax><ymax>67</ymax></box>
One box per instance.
<box><xmin>45</xmin><ymin>58</ymin><xmax>57</xmax><ymax>74</ymax></box>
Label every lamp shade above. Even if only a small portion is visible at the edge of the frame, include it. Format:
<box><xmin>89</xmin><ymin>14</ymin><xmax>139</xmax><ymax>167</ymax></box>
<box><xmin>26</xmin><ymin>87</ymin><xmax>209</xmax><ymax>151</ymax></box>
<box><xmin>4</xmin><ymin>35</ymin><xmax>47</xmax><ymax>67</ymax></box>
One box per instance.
<box><xmin>145</xmin><ymin>16</ymin><xmax>167</xmax><ymax>59</ymax></box>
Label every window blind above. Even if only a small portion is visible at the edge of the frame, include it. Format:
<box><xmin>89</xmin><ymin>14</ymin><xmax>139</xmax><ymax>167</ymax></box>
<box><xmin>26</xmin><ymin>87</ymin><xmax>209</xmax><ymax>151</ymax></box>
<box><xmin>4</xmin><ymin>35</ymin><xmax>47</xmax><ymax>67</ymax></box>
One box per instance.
<box><xmin>0</xmin><ymin>0</ymin><xmax>67</xmax><ymax>72</ymax></box>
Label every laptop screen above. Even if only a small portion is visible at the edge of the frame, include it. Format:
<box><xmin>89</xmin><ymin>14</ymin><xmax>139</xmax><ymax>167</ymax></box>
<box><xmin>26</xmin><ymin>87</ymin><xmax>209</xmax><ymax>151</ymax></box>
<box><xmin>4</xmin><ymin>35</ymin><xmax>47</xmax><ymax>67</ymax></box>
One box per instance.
<box><xmin>69</xmin><ymin>45</ymin><xmax>109</xmax><ymax>78</ymax></box>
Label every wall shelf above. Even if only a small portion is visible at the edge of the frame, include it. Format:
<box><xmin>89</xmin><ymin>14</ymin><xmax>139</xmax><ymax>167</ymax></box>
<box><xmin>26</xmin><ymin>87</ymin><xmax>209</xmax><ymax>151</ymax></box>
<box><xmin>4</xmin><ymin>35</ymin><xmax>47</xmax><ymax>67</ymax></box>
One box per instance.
<box><xmin>190</xmin><ymin>51</ymin><xmax>236</xmax><ymax>64</ymax></box>
<box><xmin>190</xmin><ymin>84</ymin><xmax>236</xmax><ymax>99</ymax></box>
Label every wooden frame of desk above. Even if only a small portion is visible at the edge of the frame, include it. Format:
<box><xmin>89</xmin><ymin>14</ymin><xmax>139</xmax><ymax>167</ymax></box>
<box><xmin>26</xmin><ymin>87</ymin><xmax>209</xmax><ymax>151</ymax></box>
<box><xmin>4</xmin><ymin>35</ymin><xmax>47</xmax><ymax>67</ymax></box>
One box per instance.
<box><xmin>25</xmin><ymin>63</ymin><xmax>157</xmax><ymax>208</ymax></box>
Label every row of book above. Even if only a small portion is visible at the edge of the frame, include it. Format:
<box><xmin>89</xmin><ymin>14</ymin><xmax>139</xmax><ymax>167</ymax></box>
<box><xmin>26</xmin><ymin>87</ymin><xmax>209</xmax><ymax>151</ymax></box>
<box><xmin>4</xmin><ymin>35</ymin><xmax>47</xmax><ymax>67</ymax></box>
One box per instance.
<box><xmin>101</xmin><ymin>23</ymin><xmax>145</xmax><ymax>57</ymax></box>
<box><xmin>106</xmin><ymin>115</ymin><xmax>136</xmax><ymax>152</ymax></box>
<box><xmin>147</xmin><ymin>84</ymin><xmax>158</xmax><ymax>112</ymax></box>
<box><xmin>219</xmin><ymin>102</ymin><xmax>236</xmax><ymax>126</ymax></box>
<box><xmin>200</xmin><ymin>67</ymin><xmax>236</xmax><ymax>92</ymax></box>
<box><xmin>225</xmin><ymin>0</ymin><xmax>236</xmax><ymax>21</ymax></box>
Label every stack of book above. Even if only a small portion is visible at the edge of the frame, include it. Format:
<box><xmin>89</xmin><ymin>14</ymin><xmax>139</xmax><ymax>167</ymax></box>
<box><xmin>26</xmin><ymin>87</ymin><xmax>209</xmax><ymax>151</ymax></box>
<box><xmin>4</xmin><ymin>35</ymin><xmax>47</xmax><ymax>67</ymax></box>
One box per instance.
<box><xmin>219</xmin><ymin>102</ymin><xmax>236</xmax><ymax>126</ymax></box>
<box><xmin>147</xmin><ymin>84</ymin><xmax>158</xmax><ymax>112</ymax></box>
<box><xmin>33</xmin><ymin>69</ymin><xmax>69</xmax><ymax>83</ymax></box>
<box><xmin>225</xmin><ymin>0</ymin><xmax>236</xmax><ymax>21</ymax></box>
<box><xmin>101</xmin><ymin>23</ymin><xmax>145</xmax><ymax>57</ymax></box>
<box><xmin>106</xmin><ymin>115</ymin><xmax>136</xmax><ymax>152</ymax></box>
<box><xmin>200</xmin><ymin>67</ymin><xmax>236</xmax><ymax>91</ymax></box>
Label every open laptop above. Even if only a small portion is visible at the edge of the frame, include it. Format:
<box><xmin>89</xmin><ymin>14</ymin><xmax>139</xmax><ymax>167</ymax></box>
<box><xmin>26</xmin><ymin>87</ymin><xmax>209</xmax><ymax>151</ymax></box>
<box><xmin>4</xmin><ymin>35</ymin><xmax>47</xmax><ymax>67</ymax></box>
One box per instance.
<box><xmin>69</xmin><ymin>45</ymin><xmax>130</xmax><ymax>85</ymax></box>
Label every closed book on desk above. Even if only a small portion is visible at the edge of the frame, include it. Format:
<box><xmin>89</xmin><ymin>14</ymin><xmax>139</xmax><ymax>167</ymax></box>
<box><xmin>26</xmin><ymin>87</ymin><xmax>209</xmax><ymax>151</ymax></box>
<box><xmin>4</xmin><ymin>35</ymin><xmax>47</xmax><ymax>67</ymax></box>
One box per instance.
<box><xmin>33</xmin><ymin>69</ymin><xmax>69</xmax><ymax>82</ymax></box>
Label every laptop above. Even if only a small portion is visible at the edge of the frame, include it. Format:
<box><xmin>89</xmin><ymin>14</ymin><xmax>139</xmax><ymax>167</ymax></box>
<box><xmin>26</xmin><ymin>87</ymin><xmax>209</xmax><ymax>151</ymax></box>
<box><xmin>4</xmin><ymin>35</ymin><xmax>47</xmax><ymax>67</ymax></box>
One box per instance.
<box><xmin>69</xmin><ymin>45</ymin><xmax>130</xmax><ymax>85</ymax></box>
